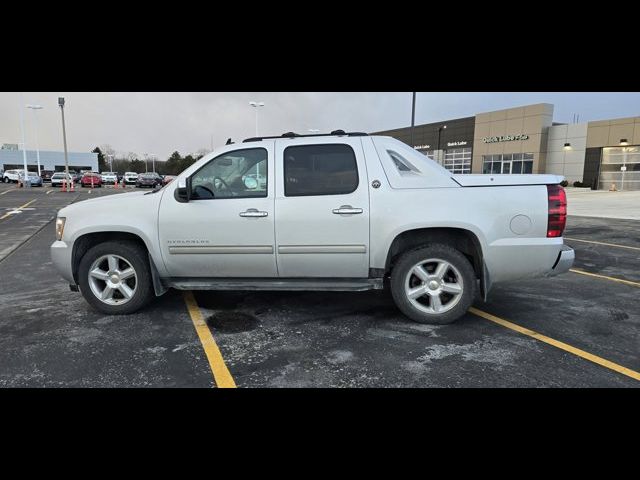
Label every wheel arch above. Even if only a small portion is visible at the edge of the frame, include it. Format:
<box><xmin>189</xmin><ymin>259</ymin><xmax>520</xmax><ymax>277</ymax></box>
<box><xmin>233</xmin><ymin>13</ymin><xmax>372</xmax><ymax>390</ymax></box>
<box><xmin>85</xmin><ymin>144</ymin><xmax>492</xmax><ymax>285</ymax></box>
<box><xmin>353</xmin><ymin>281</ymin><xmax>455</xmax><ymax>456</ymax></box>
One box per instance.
<box><xmin>384</xmin><ymin>227</ymin><xmax>486</xmax><ymax>293</ymax></box>
<box><xmin>71</xmin><ymin>231</ymin><xmax>166</xmax><ymax>296</ymax></box>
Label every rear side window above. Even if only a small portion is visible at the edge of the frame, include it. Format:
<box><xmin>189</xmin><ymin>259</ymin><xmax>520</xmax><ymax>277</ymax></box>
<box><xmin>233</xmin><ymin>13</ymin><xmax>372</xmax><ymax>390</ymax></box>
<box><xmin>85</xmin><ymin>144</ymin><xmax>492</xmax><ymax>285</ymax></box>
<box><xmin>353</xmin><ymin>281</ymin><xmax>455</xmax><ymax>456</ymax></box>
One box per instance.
<box><xmin>284</xmin><ymin>144</ymin><xmax>358</xmax><ymax>197</ymax></box>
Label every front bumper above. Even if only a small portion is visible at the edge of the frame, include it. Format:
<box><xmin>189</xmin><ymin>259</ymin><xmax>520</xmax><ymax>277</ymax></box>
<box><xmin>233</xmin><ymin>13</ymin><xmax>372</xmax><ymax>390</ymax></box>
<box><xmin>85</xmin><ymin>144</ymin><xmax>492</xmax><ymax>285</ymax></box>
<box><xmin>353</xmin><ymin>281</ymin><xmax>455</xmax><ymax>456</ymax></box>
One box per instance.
<box><xmin>546</xmin><ymin>245</ymin><xmax>575</xmax><ymax>277</ymax></box>
<box><xmin>51</xmin><ymin>240</ymin><xmax>75</xmax><ymax>284</ymax></box>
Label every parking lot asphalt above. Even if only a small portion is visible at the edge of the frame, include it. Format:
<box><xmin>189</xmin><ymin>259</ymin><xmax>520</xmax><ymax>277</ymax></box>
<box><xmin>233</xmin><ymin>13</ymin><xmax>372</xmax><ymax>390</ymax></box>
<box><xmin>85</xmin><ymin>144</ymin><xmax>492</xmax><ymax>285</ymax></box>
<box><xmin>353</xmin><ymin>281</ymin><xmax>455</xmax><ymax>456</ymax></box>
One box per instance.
<box><xmin>0</xmin><ymin>181</ymin><xmax>638</xmax><ymax>387</ymax></box>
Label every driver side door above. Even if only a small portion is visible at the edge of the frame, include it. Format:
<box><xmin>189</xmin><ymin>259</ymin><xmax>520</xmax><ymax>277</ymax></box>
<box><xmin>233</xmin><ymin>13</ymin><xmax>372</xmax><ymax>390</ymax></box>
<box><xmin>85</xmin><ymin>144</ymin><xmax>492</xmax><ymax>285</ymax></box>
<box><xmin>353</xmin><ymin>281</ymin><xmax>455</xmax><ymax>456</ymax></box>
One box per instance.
<box><xmin>158</xmin><ymin>145</ymin><xmax>277</xmax><ymax>278</ymax></box>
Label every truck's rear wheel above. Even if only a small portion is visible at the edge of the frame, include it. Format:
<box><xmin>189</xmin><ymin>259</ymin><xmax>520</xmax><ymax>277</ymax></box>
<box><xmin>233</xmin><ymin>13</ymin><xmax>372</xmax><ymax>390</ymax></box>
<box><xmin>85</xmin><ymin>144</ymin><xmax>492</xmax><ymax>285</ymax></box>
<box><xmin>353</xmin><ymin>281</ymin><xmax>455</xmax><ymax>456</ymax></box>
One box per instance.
<box><xmin>78</xmin><ymin>241</ymin><xmax>154</xmax><ymax>314</ymax></box>
<box><xmin>390</xmin><ymin>244</ymin><xmax>476</xmax><ymax>325</ymax></box>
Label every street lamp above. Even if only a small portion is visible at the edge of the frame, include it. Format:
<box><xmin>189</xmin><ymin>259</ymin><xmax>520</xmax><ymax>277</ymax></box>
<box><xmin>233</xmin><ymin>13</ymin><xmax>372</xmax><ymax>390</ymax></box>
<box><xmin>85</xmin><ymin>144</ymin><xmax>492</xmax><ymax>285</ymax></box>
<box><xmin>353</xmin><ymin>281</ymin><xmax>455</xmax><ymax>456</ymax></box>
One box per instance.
<box><xmin>410</xmin><ymin>92</ymin><xmax>416</xmax><ymax>147</ymax></box>
<box><xmin>58</xmin><ymin>97</ymin><xmax>71</xmax><ymax>191</ymax></box>
<box><xmin>26</xmin><ymin>104</ymin><xmax>43</xmax><ymax>176</ymax></box>
<box><xmin>436</xmin><ymin>125</ymin><xmax>447</xmax><ymax>164</ymax></box>
<box><xmin>249</xmin><ymin>101</ymin><xmax>265</xmax><ymax>178</ymax></box>
<box><xmin>147</xmin><ymin>153</ymin><xmax>157</xmax><ymax>173</ymax></box>
<box><xmin>18</xmin><ymin>93</ymin><xmax>30</xmax><ymax>188</ymax></box>
<box><xmin>249</xmin><ymin>101</ymin><xmax>265</xmax><ymax>137</ymax></box>
<box><xmin>107</xmin><ymin>154</ymin><xmax>114</xmax><ymax>172</ymax></box>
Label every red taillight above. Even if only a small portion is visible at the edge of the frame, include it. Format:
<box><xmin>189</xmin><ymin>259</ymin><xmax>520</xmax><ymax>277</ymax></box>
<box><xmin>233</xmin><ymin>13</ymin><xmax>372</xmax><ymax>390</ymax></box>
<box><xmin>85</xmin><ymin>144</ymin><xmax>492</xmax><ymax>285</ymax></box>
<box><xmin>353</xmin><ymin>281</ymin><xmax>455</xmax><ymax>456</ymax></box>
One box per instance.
<box><xmin>547</xmin><ymin>184</ymin><xmax>567</xmax><ymax>237</ymax></box>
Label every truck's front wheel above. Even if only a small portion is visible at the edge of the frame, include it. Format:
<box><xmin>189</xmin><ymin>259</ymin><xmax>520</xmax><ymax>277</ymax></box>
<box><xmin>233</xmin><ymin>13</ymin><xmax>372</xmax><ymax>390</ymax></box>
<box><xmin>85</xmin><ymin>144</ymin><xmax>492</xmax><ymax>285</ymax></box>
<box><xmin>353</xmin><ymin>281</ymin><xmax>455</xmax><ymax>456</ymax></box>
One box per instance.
<box><xmin>390</xmin><ymin>244</ymin><xmax>476</xmax><ymax>325</ymax></box>
<box><xmin>78</xmin><ymin>241</ymin><xmax>154</xmax><ymax>314</ymax></box>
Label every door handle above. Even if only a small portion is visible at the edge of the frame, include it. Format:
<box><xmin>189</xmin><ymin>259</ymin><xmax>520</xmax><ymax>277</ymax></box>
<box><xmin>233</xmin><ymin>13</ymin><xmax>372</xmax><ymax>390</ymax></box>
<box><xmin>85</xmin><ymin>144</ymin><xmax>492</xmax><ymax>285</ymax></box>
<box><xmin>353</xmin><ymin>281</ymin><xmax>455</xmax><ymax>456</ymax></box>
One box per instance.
<box><xmin>332</xmin><ymin>205</ymin><xmax>363</xmax><ymax>215</ymax></box>
<box><xmin>239</xmin><ymin>208</ymin><xmax>268</xmax><ymax>218</ymax></box>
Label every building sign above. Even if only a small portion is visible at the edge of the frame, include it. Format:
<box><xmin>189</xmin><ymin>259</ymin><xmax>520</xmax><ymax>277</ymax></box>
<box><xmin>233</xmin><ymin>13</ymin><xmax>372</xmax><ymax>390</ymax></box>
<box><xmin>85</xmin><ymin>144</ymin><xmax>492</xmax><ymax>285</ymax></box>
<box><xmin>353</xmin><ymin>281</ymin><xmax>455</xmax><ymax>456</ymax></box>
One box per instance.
<box><xmin>482</xmin><ymin>134</ymin><xmax>529</xmax><ymax>143</ymax></box>
<box><xmin>447</xmin><ymin>141</ymin><xmax>468</xmax><ymax>147</ymax></box>
<box><xmin>414</xmin><ymin>144</ymin><xmax>431</xmax><ymax>150</ymax></box>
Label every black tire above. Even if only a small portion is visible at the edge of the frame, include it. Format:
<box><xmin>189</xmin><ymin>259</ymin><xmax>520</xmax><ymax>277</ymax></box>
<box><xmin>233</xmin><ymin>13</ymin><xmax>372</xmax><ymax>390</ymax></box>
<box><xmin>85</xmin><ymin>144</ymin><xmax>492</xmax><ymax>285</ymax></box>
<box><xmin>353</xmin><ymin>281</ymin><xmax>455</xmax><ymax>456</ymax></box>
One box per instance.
<box><xmin>78</xmin><ymin>241</ymin><xmax>155</xmax><ymax>315</ymax></box>
<box><xmin>390</xmin><ymin>243</ymin><xmax>476</xmax><ymax>325</ymax></box>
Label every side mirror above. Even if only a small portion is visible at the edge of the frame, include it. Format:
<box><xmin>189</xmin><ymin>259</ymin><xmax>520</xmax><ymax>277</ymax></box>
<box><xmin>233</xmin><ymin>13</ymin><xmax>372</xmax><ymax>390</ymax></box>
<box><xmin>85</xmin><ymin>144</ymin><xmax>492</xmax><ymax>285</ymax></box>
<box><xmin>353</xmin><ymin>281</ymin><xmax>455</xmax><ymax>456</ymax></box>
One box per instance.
<box><xmin>174</xmin><ymin>177</ymin><xmax>191</xmax><ymax>203</ymax></box>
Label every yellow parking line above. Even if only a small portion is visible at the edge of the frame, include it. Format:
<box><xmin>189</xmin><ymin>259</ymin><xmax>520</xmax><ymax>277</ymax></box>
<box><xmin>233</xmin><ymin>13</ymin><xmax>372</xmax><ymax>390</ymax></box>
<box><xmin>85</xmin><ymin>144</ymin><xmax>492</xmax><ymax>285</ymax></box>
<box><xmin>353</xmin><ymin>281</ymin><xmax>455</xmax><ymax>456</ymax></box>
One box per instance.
<box><xmin>0</xmin><ymin>198</ymin><xmax>37</xmax><ymax>220</ymax></box>
<box><xmin>565</xmin><ymin>237</ymin><xmax>640</xmax><ymax>252</ymax></box>
<box><xmin>469</xmin><ymin>307</ymin><xmax>640</xmax><ymax>382</ymax></box>
<box><xmin>183</xmin><ymin>291</ymin><xmax>236</xmax><ymax>388</ymax></box>
<box><xmin>569</xmin><ymin>268</ymin><xmax>640</xmax><ymax>288</ymax></box>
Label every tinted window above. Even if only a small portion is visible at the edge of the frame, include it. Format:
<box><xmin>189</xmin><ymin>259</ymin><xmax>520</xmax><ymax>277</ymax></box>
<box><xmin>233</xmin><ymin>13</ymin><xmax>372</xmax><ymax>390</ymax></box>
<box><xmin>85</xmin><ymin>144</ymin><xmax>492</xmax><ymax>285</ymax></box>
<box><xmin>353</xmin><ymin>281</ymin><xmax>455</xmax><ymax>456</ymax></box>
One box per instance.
<box><xmin>191</xmin><ymin>148</ymin><xmax>267</xmax><ymax>200</ymax></box>
<box><xmin>284</xmin><ymin>144</ymin><xmax>358</xmax><ymax>197</ymax></box>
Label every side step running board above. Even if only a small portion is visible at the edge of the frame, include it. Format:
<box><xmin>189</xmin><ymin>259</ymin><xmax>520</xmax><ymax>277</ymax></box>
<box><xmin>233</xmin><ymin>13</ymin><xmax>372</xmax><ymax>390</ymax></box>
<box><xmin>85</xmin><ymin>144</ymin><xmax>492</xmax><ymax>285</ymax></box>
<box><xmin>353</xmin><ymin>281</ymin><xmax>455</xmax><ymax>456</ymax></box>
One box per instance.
<box><xmin>165</xmin><ymin>277</ymin><xmax>384</xmax><ymax>292</ymax></box>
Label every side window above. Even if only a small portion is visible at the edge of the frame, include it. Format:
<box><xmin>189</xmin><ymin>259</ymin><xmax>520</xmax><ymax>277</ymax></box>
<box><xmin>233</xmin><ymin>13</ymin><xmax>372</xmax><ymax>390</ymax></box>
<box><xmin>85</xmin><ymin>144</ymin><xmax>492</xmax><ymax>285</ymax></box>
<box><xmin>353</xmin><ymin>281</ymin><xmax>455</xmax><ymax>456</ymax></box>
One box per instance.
<box><xmin>190</xmin><ymin>148</ymin><xmax>267</xmax><ymax>200</ymax></box>
<box><xmin>387</xmin><ymin>150</ymin><xmax>420</xmax><ymax>173</ymax></box>
<box><xmin>284</xmin><ymin>144</ymin><xmax>358</xmax><ymax>197</ymax></box>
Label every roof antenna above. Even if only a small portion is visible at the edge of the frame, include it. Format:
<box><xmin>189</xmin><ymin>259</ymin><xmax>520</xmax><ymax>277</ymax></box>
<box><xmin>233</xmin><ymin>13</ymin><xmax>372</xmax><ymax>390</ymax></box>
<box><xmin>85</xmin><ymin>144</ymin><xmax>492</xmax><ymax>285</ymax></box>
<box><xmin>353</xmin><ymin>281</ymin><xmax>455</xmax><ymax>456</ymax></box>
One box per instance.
<box><xmin>225</xmin><ymin>138</ymin><xmax>233</xmax><ymax>145</ymax></box>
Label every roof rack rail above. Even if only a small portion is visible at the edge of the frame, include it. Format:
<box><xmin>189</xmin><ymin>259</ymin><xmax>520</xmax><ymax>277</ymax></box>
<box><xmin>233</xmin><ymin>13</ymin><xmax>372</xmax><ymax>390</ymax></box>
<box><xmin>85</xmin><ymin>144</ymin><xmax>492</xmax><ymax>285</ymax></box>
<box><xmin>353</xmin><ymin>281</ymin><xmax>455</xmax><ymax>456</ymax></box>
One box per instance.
<box><xmin>242</xmin><ymin>130</ymin><xmax>369</xmax><ymax>143</ymax></box>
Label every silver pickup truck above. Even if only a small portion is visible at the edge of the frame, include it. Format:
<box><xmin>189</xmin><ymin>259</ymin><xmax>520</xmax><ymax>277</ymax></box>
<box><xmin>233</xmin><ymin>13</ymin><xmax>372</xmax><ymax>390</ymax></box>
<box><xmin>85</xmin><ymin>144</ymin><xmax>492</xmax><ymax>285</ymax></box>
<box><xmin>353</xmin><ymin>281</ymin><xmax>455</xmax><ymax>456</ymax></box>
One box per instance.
<box><xmin>51</xmin><ymin>131</ymin><xmax>574</xmax><ymax>324</ymax></box>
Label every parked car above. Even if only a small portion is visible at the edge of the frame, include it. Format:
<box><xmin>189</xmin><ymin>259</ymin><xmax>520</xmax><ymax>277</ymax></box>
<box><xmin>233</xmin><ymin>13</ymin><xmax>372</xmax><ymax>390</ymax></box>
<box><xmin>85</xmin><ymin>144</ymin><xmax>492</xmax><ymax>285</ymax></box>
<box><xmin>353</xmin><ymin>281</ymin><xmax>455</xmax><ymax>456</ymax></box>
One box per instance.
<box><xmin>67</xmin><ymin>170</ymin><xmax>82</xmax><ymax>184</ymax></box>
<box><xmin>136</xmin><ymin>172</ymin><xmax>163</xmax><ymax>188</ymax></box>
<box><xmin>40</xmin><ymin>170</ymin><xmax>55</xmax><ymax>182</ymax></box>
<box><xmin>17</xmin><ymin>171</ymin><xmax>43</xmax><ymax>187</ymax></box>
<box><xmin>101</xmin><ymin>171</ymin><xmax>118</xmax><ymax>184</ymax></box>
<box><xmin>3</xmin><ymin>169</ymin><xmax>24</xmax><ymax>183</ymax></box>
<box><xmin>51</xmin><ymin>131</ymin><xmax>574</xmax><ymax>323</ymax></box>
<box><xmin>50</xmin><ymin>172</ymin><xmax>74</xmax><ymax>187</ymax></box>
<box><xmin>123</xmin><ymin>172</ymin><xmax>139</xmax><ymax>184</ymax></box>
<box><xmin>162</xmin><ymin>175</ymin><xmax>177</xmax><ymax>186</ymax></box>
<box><xmin>80</xmin><ymin>172</ymin><xmax>102</xmax><ymax>188</ymax></box>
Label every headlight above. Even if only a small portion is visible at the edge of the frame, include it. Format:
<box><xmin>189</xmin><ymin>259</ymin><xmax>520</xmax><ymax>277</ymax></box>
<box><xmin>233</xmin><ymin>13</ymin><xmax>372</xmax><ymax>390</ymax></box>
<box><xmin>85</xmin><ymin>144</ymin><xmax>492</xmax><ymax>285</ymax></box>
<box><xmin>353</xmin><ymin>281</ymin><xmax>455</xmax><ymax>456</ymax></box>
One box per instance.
<box><xmin>55</xmin><ymin>217</ymin><xmax>66</xmax><ymax>241</ymax></box>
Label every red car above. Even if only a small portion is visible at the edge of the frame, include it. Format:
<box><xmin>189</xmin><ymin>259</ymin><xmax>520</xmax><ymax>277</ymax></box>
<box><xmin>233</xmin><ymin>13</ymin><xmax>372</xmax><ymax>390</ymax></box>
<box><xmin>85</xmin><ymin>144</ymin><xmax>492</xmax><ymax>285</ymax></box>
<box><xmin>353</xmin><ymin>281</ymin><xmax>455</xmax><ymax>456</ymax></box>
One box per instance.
<box><xmin>80</xmin><ymin>172</ymin><xmax>102</xmax><ymax>188</ymax></box>
<box><xmin>162</xmin><ymin>175</ymin><xmax>176</xmax><ymax>186</ymax></box>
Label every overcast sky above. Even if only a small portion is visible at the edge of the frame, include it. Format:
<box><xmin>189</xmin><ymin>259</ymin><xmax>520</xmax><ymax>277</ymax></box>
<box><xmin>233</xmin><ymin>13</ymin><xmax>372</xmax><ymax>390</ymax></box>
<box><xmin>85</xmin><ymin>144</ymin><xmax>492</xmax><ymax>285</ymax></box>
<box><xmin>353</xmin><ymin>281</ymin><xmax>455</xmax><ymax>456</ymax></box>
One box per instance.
<box><xmin>1</xmin><ymin>92</ymin><xmax>639</xmax><ymax>160</ymax></box>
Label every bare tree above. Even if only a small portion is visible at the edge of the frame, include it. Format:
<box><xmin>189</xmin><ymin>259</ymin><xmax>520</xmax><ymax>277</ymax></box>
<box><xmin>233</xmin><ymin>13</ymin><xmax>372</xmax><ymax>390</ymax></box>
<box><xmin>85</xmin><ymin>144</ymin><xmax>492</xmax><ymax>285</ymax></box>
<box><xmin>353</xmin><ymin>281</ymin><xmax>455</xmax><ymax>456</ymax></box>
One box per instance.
<box><xmin>101</xmin><ymin>144</ymin><xmax>116</xmax><ymax>157</ymax></box>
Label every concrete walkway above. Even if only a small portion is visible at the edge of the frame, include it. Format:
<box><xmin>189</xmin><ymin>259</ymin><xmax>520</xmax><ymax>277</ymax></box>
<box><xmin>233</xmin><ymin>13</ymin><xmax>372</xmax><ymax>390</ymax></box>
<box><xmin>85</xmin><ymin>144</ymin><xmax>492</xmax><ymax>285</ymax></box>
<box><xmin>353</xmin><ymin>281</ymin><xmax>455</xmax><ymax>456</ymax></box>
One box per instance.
<box><xmin>566</xmin><ymin>188</ymin><xmax>640</xmax><ymax>220</ymax></box>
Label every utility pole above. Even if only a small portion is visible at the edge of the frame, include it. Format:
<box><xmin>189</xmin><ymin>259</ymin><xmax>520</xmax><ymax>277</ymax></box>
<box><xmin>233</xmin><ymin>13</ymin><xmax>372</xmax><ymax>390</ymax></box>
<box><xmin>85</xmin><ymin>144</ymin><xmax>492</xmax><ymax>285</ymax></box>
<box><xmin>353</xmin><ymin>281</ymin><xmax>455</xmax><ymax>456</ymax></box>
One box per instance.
<box><xmin>58</xmin><ymin>97</ymin><xmax>70</xmax><ymax>191</ymax></box>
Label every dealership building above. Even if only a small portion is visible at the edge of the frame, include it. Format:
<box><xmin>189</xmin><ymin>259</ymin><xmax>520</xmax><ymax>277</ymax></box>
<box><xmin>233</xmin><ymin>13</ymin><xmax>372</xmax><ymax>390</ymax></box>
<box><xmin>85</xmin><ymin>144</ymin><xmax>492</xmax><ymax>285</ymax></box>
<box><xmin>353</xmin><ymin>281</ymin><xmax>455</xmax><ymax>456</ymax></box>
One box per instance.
<box><xmin>0</xmin><ymin>144</ymin><xmax>98</xmax><ymax>174</ymax></box>
<box><xmin>373</xmin><ymin>103</ymin><xmax>640</xmax><ymax>191</ymax></box>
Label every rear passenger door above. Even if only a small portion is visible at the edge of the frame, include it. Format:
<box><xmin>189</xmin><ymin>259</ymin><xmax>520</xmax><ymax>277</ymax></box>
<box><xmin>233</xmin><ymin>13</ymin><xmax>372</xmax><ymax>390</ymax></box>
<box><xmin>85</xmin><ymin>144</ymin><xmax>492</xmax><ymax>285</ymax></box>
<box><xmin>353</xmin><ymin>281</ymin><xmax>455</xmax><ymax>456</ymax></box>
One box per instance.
<box><xmin>274</xmin><ymin>138</ymin><xmax>370</xmax><ymax>278</ymax></box>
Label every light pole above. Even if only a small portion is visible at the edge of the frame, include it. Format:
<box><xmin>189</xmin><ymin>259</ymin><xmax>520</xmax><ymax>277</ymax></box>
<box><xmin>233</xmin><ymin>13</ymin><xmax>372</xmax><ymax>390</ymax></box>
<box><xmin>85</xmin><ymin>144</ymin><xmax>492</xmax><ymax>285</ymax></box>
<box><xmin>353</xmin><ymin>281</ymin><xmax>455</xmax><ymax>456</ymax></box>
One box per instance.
<box><xmin>107</xmin><ymin>154</ymin><xmax>114</xmax><ymax>172</ymax></box>
<box><xmin>437</xmin><ymin>125</ymin><xmax>447</xmax><ymax>164</ymax></box>
<box><xmin>143</xmin><ymin>154</ymin><xmax>149</xmax><ymax>173</ymax></box>
<box><xmin>410</xmin><ymin>92</ymin><xmax>416</xmax><ymax>147</ymax></box>
<box><xmin>148</xmin><ymin>153</ymin><xmax>157</xmax><ymax>173</ymax></box>
<box><xmin>19</xmin><ymin>93</ymin><xmax>30</xmax><ymax>188</ymax></box>
<box><xmin>249</xmin><ymin>101</ymin><xmax>265</xmax><ymax>137</ymax></box>
<box><xmin>26</xmin><ymin>104</ymin><xmax>43</xmax><ymax>176</ymax></box>
<box><xmin>58</xmin><ymin>97</ymin><xmax>70</xmax><ymax>191</ymax></box>
<box><xmin>249</xmin><ymin>101</ymin><xmax>265</xmax><ymax>178</ymax></box>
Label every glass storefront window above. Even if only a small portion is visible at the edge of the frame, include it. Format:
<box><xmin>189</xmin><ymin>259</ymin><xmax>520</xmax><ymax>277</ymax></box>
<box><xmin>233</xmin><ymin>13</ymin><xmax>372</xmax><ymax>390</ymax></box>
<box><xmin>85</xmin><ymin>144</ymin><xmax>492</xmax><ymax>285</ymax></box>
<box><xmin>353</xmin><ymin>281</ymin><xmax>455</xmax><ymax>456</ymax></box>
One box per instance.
<box><xmin>482</xmin><ymin>153</ymin><xmax>534</xmax><ymax>174</ymax></box>
<box><xmin>512</xmin><ymin>161</ymin><xmax>522</xmax><ymax>174</ymax></box>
